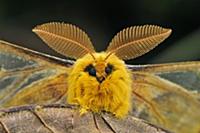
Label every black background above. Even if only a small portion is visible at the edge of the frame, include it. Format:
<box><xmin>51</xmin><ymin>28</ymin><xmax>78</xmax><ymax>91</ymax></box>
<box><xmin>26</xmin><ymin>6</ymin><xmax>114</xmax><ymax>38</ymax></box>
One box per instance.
<box><xmin>0</xmin><ymin>0</ymin><xmax>199</xmax><ymax>64</ymax></box>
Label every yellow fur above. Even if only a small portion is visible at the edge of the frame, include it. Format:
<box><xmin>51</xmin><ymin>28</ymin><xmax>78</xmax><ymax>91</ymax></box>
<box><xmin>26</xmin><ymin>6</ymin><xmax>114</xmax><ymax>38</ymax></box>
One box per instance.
<box><xmin>67</xmin><ymin>53</ymin><xmax>132</xmax><ymax>118</ymax></box>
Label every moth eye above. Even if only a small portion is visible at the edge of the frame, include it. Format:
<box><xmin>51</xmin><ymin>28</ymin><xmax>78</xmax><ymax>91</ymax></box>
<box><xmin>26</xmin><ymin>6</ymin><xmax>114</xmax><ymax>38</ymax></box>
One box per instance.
<box><xmin>84</xmin><ymin>64</ymin><xmax>96</xmax><ymax>77</ymax></box>
<box><xmin>105</xmin><ymin>64</ymin><xmax>113</xmax><ymax>75</ymax></box>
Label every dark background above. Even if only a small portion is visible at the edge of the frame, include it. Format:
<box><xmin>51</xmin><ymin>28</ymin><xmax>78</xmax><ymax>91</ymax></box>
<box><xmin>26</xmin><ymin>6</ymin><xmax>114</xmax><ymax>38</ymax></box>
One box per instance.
<box><xmin>0</xmin><ymin>0</ymin><xmax>199</xmax><ymax>64</ymax></box>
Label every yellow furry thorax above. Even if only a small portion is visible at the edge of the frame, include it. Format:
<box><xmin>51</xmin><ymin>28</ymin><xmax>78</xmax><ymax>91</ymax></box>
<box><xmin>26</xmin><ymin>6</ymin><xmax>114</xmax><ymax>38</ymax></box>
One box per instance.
<box><xmin>67</xmin><ymin>52</ymin><xmax>132</xmax><ymax>118</ymax></box>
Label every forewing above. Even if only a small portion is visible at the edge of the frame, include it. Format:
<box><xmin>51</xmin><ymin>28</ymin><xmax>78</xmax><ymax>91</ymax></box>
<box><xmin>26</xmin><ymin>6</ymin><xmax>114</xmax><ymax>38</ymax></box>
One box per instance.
<box><xmin>0</xmin><ymin>40</ymin><xmax>72</xmax><ymax>108</ymax></box>
<box><xmin>128</xmin><ymin>62</ymin><xmax>200</xmax><ymax>133</ymax></box>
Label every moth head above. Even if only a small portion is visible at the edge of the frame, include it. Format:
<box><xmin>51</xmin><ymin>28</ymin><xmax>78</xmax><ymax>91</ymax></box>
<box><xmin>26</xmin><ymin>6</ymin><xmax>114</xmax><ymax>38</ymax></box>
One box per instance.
<box><xmin>32</xmin><ymin>22</ymin><xmax>172</xmax><ymax>83</ymax></box>
<box><xmin>32</xmin><ymin>21</ymin><xmax>172</xmax><ymax>86</ymax></box>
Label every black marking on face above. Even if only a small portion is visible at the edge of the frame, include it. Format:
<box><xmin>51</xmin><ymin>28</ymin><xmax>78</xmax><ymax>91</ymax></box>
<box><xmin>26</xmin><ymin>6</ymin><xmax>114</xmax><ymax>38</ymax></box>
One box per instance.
<box><xmin>84</xmin><ymin>64</ymin><xmax>96</xmax><ymax>77</ymax></box>
<box><xmin>105</xmin><ymin>64</ymin><xmax>113</xmax><ymax>75</ymax></box>
<box><xmin>84</xmin><ymin>64</ymin><xmax>114</xmax><ymax>83</ymax></box>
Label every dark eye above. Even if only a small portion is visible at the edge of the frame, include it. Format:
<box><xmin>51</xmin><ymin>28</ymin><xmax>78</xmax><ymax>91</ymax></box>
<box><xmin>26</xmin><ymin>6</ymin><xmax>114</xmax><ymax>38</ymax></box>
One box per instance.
<box><xmin>84</xmin><ymin>64</ymin><xmax>96</xmax><ymax>77</ymax></box>
<box><xmin>105</xmin><ymin>64</ymin><xmax>113</xmax><ymax>75</ymax></box>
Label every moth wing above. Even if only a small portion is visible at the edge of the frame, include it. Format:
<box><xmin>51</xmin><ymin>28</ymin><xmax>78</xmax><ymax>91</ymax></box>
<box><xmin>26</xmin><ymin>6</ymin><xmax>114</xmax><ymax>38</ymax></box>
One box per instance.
<box><xmin>0</xmin><ymin>40</ymin><xmax>72</xmax><ymax>108</ymax></box>
<box><xmin>128</xmin><ymin>62</ymin><xmax>200</xmax><ymax>133</ymax></box>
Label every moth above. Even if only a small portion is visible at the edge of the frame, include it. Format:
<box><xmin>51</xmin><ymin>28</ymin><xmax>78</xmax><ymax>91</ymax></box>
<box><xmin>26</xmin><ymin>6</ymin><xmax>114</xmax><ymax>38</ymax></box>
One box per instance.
<box><xmin>0</xmin><ymin>22</ymin><xmax>200</xmax><ymax>133</ymax></box>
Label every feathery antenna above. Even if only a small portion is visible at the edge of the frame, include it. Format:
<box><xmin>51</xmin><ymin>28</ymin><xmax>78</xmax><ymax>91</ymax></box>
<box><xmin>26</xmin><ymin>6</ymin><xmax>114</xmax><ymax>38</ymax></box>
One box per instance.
<box><xmin>106</xmin><ymin>25</ymin><xmax>172</xmax><ymax>60</ymax></box>
<box><xmin>33</xmin><ymin>22</ymin><xmax>95</xmax><ymax>59</ymax></box>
